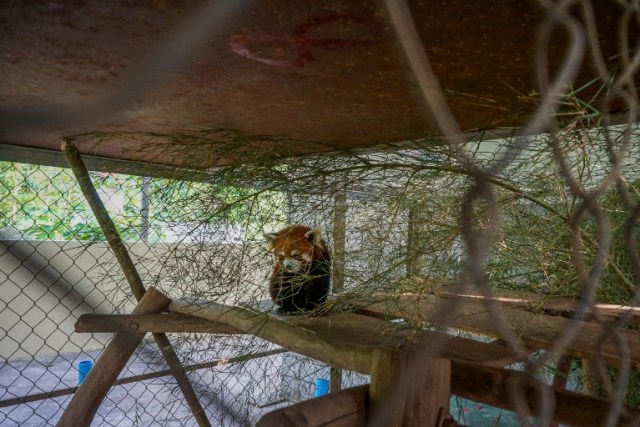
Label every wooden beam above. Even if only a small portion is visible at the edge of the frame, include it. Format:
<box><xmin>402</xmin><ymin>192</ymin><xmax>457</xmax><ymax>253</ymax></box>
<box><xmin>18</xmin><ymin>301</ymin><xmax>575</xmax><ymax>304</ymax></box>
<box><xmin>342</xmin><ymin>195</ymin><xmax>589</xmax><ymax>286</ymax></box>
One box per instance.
<box><xmin>357</xmin><ymin>295</ymin><xmax>640</xmax><ymax>369</ymax></box>
<box><xmin>0</xmin><ymin>142</ymin><xmax>211</xmax><ymax>181</ymax></box>
<box><xmin>169</xmin><ymin>299</ymin><xmax>375</xmax><ymax>374</ymax></box>
<box><xmin>440</xmin><ymin>286</ymin><xmax>640</xmax><ymax>322</ymax></box>
<box><xmin>75</xmin><ymin>313</ymin><xmax>242</xmax><ymax>334</ymax></box>
<box><xmin>256</xmin><ymin>385</ymin><xmax>369</xmax><ymax>427</ymax></box>
<box><xmin>451</xmin><ymin>360</ymin><xmax>640</xmax><ymax>427</ymax></box>
<box><xmin>56</xmin><ymin>288</ymin><xmax>169</xmax><ymax>427</ymax></box>
<box><xmin>294</xmin><ymin>311</ymin><xmax>522</xmax><ymax>368</ymax></box>
<box><xmin>167</xmin><ymin>300</ymin><xmax>523</xmax><ymax>374</ymax></box>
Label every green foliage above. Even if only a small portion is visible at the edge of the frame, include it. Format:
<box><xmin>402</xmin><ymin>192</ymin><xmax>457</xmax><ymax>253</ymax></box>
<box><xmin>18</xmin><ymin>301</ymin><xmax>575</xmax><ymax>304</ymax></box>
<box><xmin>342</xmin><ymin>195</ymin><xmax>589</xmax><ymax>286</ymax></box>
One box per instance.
<box><xmin>0</xmin><ymin>161</ymin><xmax>286</xmax><ymax>242</ymax></box>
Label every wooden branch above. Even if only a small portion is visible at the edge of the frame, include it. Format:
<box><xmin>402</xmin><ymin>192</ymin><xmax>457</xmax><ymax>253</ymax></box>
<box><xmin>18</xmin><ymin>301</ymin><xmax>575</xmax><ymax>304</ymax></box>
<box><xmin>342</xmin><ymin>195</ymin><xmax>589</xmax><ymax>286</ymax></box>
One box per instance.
<box><xmin>256</xmin><ymin>385</ymin><xmax>369</xmax><ymax>427</ymax></box>
<box><xmin>62</xmin><ymin>140</ymin><xmax>211</xmax><ymax>427</ymax></box>
<box><xmin>62</xmin><ymin>139</ymin><xmax>146</xmax><ymax>301</ymax></box>
<box><xmin>56</xmin><ymin>288</ymin><xmax>169</xmax><ymax>427</ymax></box>
<box><xmin>169</xmin><ymin>299</ymin><xmax>374</xmax><ymax>374</ymax></box>
<box><xmin>451</xmin><ymin>360</ymin><xmax>640</xmax><ymax>427</ymax></box>
<box><xmin>75</xmin><ymin>313</ymin><xmax>242</xmax><ymax>334</ymax></box>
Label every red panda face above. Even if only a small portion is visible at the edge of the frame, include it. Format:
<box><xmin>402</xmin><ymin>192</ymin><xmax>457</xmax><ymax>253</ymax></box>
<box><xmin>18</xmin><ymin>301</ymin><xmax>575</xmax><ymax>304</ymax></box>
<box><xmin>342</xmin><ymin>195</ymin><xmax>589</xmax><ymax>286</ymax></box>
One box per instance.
<box><xmin>264</xmin><ymin>226</ymin><xmax>323</xmax><ymax>273</ymax></box>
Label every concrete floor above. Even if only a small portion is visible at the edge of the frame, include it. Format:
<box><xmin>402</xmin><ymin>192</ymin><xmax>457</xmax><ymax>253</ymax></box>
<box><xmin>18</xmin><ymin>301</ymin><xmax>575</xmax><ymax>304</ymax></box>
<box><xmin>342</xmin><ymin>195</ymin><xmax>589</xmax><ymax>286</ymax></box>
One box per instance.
<box><xmin>1</xmin><ymin>342</ymin><xmax>522</xmax><ymax>426</ymax></box>
<box><xmin>0</xmin><ymin>343</ymin><xmax>292</xmax><ymax>426</ymax></box>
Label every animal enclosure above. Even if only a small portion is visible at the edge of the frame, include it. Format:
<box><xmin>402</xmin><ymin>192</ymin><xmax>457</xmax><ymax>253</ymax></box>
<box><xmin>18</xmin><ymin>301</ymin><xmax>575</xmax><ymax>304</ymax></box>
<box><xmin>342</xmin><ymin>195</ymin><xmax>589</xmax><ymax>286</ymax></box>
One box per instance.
<box><xmin>2</xmin><ymin>0</ymin><xmax>640</xmax><ymax>426</ymax></box>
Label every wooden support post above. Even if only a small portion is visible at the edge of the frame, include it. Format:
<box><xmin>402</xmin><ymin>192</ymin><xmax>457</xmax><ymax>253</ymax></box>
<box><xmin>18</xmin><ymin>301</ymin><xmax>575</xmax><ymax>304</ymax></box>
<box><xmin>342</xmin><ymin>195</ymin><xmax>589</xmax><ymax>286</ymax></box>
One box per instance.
<box><xmin>62</xmin><ymin>140</ymin><xmax>212</xmax><ymax>427</ymax></box>
<box><xmin>56</xmin><ymin>288</ymin><xmax>169</xmax><ymax>427</ymax></box>
<box><xmin>550</xmin><ymin>355</ymin><xmax>572</xmax><ymax>427</ymax></box>
<box><xmin>256</xmin><ymin>385</ymin><xmax>369</xmax><ymax>427</ymax></box>
<box><xmin>582</xmin><ymin>357</ymin><xmax>604</xmax><ymax>397</ymax></box>
<box><xmin>370</xmin><ymin>349</ymin><xmax>451</xmax><ymax>427</ymax></box>
<box><xmin>331</xmin><ymin>189</ymin><xmax>347</xmax><ymax>392</ymax></box>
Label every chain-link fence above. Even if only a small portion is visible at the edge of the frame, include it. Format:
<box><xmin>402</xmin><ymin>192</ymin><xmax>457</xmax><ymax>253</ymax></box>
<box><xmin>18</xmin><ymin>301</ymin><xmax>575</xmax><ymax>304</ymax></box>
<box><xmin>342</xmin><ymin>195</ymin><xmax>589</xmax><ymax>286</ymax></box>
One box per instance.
<box><xmin>2</xmin><ymin>0</ymin><xmax>640</xmax><ymax>426</ymax></box>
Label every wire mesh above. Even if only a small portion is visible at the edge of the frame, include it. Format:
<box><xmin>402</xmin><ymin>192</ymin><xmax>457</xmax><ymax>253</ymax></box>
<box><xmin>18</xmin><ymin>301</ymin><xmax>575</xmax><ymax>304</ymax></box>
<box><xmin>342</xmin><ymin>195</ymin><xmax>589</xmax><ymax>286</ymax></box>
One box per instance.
<box><xmin>1</xmin><ymin>0</ymin><xmax>640</xmax><ymax>426</ymax></box>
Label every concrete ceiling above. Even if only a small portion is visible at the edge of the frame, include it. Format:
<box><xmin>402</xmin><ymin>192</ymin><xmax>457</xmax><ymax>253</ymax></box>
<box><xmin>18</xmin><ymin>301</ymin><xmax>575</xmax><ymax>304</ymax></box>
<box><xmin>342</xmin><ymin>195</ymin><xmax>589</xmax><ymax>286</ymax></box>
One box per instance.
<box><xmin>0</xmin><ymin>0</ymin><xmax>629</xmax><ymax>168</ymax></box>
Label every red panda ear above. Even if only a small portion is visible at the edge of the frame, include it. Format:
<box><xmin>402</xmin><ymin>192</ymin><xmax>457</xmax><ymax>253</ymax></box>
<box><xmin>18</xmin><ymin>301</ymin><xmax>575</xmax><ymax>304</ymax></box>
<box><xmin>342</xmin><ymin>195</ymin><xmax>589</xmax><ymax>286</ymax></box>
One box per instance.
<box><xmin>264</xmin><ymin>233</ymin><xmax>278</xmax><ymax>243</ymax></box>
<box><xmin>304</xmin><ymin>228</ymin><xmax>322</xmax><ymax>245</ymax></box>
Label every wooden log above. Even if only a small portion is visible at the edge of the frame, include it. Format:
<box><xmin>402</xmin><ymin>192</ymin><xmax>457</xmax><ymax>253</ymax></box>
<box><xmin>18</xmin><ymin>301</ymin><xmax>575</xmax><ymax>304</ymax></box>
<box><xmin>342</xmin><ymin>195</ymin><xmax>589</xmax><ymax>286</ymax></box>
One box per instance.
<box><xmin>168</xmin><ymin>300</ymin><xmax>521</xmax><ymax>374</ymax></box>
<box><xmin>75</xmin><ymin>313</ymin><xmax>242</xmax><ymax>334</ymax></box>
<box><xmin>169</xmin><ymin>299</ymin><xmax>374</xmax><ymax>374</ymax></box>
<box><xmin>56</xmin><ymin>288</ymin><xmax>169</xmax><ymax>427</ymax></box>
<box><xmin>294</xmin><ymin>311</ymin><xmax>522</xmax><ymax>368</ymax></box>
<box><xmin>370</xmin><ymin>350</ymin><xmax>451</xmax><ymax>427</ymax></box>
<box><xmin>62</xmin><ymin>139</ymin><xmax>212</xmax><ymax>427</ymax></box>
<box><xmin>357</xmin><ymin>295</ymin><xmax>640</xmax><ymax>369</ymax></box>
<box><xmin>450</xmin><ymin>360</ymin><xmax>640</xmax><ymax>427</ymax></box>
<box><xmin>440</xmin><ymin>286</ymin><xmax>640</xmax><ymax>322</ymax></box>
<box><xmin>256</xmin><ymin>385</ymin><xmax>369</xmax><ymax>427</ymax></box>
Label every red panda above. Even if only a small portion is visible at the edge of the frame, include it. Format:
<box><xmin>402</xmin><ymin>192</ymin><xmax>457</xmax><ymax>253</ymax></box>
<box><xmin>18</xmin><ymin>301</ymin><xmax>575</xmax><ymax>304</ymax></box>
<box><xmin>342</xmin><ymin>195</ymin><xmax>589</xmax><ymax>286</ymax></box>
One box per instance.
<box><xmin>264</xmin><ymin>225</ymin><xmax>331</xmax><ymax>314</ymax></box>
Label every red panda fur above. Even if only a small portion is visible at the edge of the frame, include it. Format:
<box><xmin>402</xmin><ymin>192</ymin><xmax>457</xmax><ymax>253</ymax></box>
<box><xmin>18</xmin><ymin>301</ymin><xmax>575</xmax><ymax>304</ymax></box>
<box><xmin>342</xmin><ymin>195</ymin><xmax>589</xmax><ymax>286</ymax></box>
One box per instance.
<box><xmin>264</xmin><ymin>225</ymin><xmax>331</xmax><ymax>314</ymax></box>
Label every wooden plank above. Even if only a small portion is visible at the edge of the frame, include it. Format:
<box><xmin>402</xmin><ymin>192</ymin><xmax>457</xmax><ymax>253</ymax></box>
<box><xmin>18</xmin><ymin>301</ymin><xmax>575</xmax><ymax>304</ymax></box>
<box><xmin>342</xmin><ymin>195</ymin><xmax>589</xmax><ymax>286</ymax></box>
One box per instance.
<box><xmin>75</xmin><ymin>313</ymin><xmax>242</xmax><ymax>334</ymax></box>
<box><xmin>56</xmin><ymin>288</ymin><xmax>170</xmax><ymax>427</ymax></box>
<box><xmin>256</xmin><ymin>385</ymin><xmax>369</xmax><ymax>427</ymax></box>
<box><xmin>441</xmin><ymin>286</ymin><xmax>640</xmax><ymax>321</ymax></box>
<box><xmin>169</xmin><ymin>298</ymin><xmax>515</xmax><ymax>372</ymax></box>
<box><xmin>370</xmin><ymin>350</ymin><xmax>450</xmax><ymax>427</ymax></box>
<box><xmin>297</xmin><ymin>311</ymin><xmax>522</xmax><ymax>367</ymax></box>
<box><xmin>293</xmin><ymin>311</ymin><xmax>411</xmax><ymax>348</ymax></box>
<box><xmin>451</xmin><ymin>360</ymin><xmax>640</xmax><ymax>427</ymax></box>
<box><xmin>356</xmin><ymin>296</ymin><xmax>640</xmax><ymax>369</ymax></box>
<box><xmin>430</xmin><ymin>335</ymin><xmax>523</xmax><ymax>368</ymax></box>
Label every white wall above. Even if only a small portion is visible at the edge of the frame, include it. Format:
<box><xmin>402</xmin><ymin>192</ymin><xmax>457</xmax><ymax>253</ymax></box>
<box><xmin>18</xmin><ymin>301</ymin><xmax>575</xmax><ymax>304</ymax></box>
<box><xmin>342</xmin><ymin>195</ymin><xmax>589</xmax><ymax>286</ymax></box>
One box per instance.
<box><xmin>0</xmin><ymin>239</ymin><xmax>269</xmax><ymax>362</ymax></box>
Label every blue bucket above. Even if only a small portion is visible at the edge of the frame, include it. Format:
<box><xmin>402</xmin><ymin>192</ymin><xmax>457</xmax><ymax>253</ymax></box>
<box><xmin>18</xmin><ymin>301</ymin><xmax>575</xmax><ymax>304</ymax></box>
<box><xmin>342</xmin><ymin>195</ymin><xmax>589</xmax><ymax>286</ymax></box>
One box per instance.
<box><xmin>78</xmin><ymin>360</ymin><xmax>93</xmax><ymax>384</ymax></box>
<box><xmin>314</xmin><ymin>378</ymin><xmax>329</xmax><ymax>397</ymax></box>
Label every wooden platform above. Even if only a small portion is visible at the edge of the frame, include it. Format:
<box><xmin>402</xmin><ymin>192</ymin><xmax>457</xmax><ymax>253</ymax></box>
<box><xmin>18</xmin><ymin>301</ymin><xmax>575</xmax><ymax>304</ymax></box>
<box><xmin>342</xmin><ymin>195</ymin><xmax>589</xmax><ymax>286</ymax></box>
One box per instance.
<box><xmin>69</xmin><ymin>287</ymin><xmax>640</xmax><ymax>427</ymax></box>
